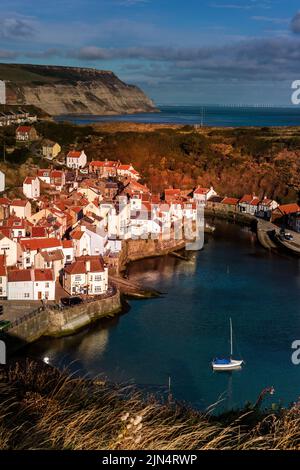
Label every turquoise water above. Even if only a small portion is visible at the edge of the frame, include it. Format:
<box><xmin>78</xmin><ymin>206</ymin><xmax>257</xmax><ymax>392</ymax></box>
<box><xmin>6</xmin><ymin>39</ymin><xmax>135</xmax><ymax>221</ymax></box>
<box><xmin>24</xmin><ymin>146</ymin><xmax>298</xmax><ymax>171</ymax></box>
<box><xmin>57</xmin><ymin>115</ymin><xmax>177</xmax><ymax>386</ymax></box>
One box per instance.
<box><xmin>56</xmin><ymin>105</ymin><xmax>300</xmax><ymax>127</ymax></box>
<box><xmin>26</xmin><ymin>223</ymin><xmax>300</xmax><ymax>412</ymax></box>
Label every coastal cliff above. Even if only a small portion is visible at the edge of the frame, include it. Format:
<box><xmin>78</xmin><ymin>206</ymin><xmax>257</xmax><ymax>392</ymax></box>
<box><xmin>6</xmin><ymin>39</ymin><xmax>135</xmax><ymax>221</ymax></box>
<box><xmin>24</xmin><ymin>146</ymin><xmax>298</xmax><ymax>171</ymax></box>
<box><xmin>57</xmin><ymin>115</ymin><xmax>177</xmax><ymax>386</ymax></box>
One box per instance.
<box><xmin>0</xmin><ymin>63</ymin><xmax>157</xmax><ymax>116</ymax></box>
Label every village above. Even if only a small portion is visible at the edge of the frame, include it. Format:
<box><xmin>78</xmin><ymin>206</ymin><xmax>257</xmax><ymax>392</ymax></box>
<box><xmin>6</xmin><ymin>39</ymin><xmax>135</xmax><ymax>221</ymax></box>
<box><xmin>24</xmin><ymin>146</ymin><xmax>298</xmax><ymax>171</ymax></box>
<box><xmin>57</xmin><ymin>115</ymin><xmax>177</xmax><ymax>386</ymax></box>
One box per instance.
<box><xmin>0</xmin><ymin>124</ymin><xmax>298</xmax><ymax>307</ymax></box>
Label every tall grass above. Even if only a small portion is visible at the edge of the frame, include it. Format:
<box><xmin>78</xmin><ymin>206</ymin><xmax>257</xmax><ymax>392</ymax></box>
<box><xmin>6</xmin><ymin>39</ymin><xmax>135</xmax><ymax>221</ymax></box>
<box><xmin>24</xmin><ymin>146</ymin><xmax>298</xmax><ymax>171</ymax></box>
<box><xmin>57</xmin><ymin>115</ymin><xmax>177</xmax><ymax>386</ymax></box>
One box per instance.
<box><xmin>0</xmin><ymin>359</ymin><xmax>299</xmax><ymax>450</ymax></box>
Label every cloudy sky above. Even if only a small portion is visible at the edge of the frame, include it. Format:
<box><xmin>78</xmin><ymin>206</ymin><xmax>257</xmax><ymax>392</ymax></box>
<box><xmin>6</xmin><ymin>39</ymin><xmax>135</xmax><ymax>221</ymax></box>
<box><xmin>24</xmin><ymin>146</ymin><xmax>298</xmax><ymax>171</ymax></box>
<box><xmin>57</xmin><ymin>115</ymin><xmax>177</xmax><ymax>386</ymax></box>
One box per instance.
<box><xmin>1</xmin><ymin>0</ymin><xmax>300</xmax><ymax>105</ymax></box>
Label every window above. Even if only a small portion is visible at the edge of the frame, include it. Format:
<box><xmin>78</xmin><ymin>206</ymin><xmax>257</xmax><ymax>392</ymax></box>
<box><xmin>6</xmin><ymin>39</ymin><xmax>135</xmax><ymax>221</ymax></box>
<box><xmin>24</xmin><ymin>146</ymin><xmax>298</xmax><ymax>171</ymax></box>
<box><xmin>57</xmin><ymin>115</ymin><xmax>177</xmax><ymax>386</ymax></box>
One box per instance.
<box><xmin>94</xmin><ymin>275</ymin><xmax>102</xmax><ymax>281</ymax></box>
<box><xmin>26</xmin><ymin>258</ymin><xmax>30</xmax><ymax>264</ymax></box>
<box><xmin>24</xmin><ymin>293</ymin><xmax>30</xmax><ymax>298</ymax></box>
<box><xmin>45</xmin><ymin>282</ymin><xmax>50</xmax><ymax>288</ymax></box>
<box><xmin>75</xmin><ymin>275</ymin><xmax>81</xmax><ymax>281</ymax></box>
<box><xmin>66</xmin><ymin>255</ymin><xmax>71</xmax><ymax>260</ymax></box>
<box><xmin>94</xmin><ymin>286</ymin><xmax>101</xmax><ymax>293</ymax></box>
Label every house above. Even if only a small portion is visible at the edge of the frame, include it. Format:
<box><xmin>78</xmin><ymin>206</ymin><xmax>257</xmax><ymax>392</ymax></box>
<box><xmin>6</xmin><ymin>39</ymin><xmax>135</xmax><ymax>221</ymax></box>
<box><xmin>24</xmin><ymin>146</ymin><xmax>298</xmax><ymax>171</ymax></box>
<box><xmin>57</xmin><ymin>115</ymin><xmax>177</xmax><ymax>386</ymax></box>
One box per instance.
<box><xmin>66</xmin><ymin>150</ymin><xmax>87</xmax><ymax>169</ymax></box>
<box><xmin>256</xmin><ymin>197</ymin><xmax>279</xmax><ymax>220</ymax></box>
<box><xmin>193</xmin><ymin>186</ymin><xmax>217</xmax><ymax>204</ymax></box>
<box><xmin>271</xmin><ymin>203</ymin><xmax>300</xmax><ymax>231</ymax></box>
<box><xmin>10</xmin><ymin>199</ymin><xmax>31</xmax><ymax>219</ymax></box>
<box><xmin>0</xmin><ymin>255</ymin><xmax>7</xmax><ymax>298</ymax></box>
<box><xmin>238</xmin><ymin>195</ymin><xmax>260</xmax><ymax>215</ymax></box>
<box><xmin>0</xmin><ymin>171</ymin><xmax>5</xmax><ymax>192</ymax></box>
<box><xmin>1</xmin><ymin>217</ymin><xmax>27</xmax><ymax>239</ymax></box>
<box><xmin>16</xmin><ymin>126</ymin><xmax>38</xmax><ymax>142</ymax></box>
<box><xmin>42</xmin><ymin>140</ymin><xmax>61</xmax><ymax>159</ymax></box>
<box><xmin>0</xmin><ymin>233</ymin><xmax>18</xmax><ymax>266</ymax></box>
<box><xmin>62</xmin><ymin>239</ymin><xmax>75</xmax><ymax>264</ymax></box>
<box><xmin>70</xmin><ymin>227</ymin><xmax>91</xmax><ymax>257</ymax></box>
<box><xmin>117</xmin><ymin>164</ymin><xmax>140</xmax><ymax>180</ymax></box>
<box><xmin>220</xmin><ymin>197</ymin><xmax>239</xmax><ymax>212</ymax></box>
<box><xmin>7</xmin><ymin>269</ymin><xmax>55</xmax><ymax>300</ymax></box>
<box><xmin>89</xmin><ymin>160</ymin><xmax>118</xmax><ymax>177</ymax></box>
<box><xmin>63</xmin><ymin>255</ymin><xmax>108</xmax><ymax>296</ymax></box>
<box><xmin>23</xmin><ymin>176</ymin><xmax>40</xmax><ymax>199</ymax></box>
<box><xmin>18</xmin><ymin>238</ymin><xmax>62</xmax><ymax>269</ymax></box>
<box><xmin>35</xmin><ymin>249</ymin><xmax>64</xmax><ymax>279</ymax></box>
<box><xmin>38</xmin><ymin>169</ymin><xmax>65</xmax><ymax>190</ymax></box>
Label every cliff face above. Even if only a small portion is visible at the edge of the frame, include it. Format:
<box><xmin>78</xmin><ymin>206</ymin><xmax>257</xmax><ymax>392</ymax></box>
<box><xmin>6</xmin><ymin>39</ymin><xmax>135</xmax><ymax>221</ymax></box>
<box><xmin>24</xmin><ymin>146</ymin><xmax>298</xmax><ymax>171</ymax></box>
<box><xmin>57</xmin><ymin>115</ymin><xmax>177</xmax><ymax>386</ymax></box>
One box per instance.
<box><xmin>1</xmin><ymin>64</ymin><xmax>157</xmax><ymax>116</ymax></box>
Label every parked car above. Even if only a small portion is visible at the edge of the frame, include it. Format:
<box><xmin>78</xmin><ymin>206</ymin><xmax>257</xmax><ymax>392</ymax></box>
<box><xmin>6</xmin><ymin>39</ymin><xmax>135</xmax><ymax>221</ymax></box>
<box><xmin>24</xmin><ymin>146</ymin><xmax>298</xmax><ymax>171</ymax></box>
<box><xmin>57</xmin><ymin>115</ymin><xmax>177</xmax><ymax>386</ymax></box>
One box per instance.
<box><xmin>61</xmin><ymin>297</ymin><xmax>83</xmax><ymax>307</ymax></box>
<box><xmin>0</xmin><ymin>320</ymin><xmax>11</xmax><ymax>331</ymax></box>
<box><xmin>285</xmin><ymin>233</ymin><xmax>294</xmax><ymax>241</ymax></box>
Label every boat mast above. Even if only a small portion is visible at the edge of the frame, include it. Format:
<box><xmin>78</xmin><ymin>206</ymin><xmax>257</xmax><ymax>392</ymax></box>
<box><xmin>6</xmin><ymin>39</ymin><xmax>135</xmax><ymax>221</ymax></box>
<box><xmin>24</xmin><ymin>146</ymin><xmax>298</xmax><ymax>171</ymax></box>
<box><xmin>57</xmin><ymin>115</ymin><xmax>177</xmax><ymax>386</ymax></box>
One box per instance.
<box><xmin>230</xmin><ymin>317</ymin><xmax>233</xmax><ymax>357</ymax></box>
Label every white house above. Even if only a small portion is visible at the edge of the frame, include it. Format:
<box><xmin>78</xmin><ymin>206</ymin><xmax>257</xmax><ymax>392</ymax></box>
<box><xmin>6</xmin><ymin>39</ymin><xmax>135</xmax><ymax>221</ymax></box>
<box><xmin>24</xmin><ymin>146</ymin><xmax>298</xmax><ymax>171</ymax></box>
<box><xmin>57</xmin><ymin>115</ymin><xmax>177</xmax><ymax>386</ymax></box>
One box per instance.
<box><xmin>63</xmin><ymin>256</ymin><xmax>108</xmax><ymax>296</ymax></box>
<box><xmin>193</xmin><ymin>186</ymin><xmax>217</xmax><ymax>204</ymax></box>
<box><xmin>7</xmin><ymin>268</ymin><xmax>55</xmax><ymax>300</ymax></box>
<box><xmin>66</xmin><ymin>150</ymin><xmax>87</xmax><ymax>169</ymax></box>
<box><xmin>23</xmin><ymin>176</ymin><xmax>40</xmax><ymax>199</ymax></box>
<box><xmin>238</xmin><ymin>195</ymin><xmax>260</xmax><ymax>215</ymax></box>
<box><xmin>62</xmin><ymin>239</ymin><xmax>75</xmax><ymax>264</ymax></box>
<box><xmin>70</xmin><ymin>228</ymin><xmax>91</xmax><ymax>257</ymax></box>
<box><xmin>0</xmin><ymin>171</ymin><xmax>5</xmax><ymax>192</ymax></box>
<box><xmin>117</xmin><ymin>164</ymin><xmax>140</xmax><ymax>181</ymax></box>
<box><xmin>257</xmin><ymin>197</ymin><xmax>279</xmax><ymax>220</ymax></box>
<box><xmin>10</xmin><ymin>199</ymin><xmax>31</xmax><ymax>219</ymax></box>
<box><xmin>0</xmin><ymin>233</ymin><xmax>18</xmax><ymax>266</ymax></box>
<box><xmin>18</xmin><ymin>238</ymin><xmax>62</xmax><ymax>269</ymax></box>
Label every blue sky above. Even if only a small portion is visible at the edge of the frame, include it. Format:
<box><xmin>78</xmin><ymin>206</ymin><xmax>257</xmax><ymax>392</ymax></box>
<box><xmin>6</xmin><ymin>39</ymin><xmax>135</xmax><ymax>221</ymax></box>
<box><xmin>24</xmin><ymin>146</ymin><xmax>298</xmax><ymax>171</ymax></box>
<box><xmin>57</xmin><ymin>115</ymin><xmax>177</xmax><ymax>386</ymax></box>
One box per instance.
<box><xmin>1</xmin><ymin>0</ymin><xmax>300</xmax><ymax>105</ymax></box>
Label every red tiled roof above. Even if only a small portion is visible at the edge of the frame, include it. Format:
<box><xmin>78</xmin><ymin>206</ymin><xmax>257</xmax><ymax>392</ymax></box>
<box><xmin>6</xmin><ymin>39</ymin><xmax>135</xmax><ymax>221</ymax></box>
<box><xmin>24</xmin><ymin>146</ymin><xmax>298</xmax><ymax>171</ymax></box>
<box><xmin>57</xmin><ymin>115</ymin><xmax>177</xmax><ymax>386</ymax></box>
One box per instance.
<box><xmin>19</xmin><ymin>238</ymin><xmax>62</xmax><ymax>251</ymax></box>
<box><xmin>8</xmin><ymin>268</ymin><xmax>54</xmax><ymax>282</ymax></box>
<box><xmin>38</xmin><ymin>169</ymin><xmax>51</xmax><ymax>177</ymax></box>
<box><xmin>165</xmin><ymin>189</ymin><xmax>181</xmax><ymax>195</ymax></box>
<box><xmin>221</xmin><ymin>197</ymin><xmax>239</xmax><ymax>205</ymax></box>
<box><xmin>31</xmin><ymin>227</ymin><xmax>47</xmax><ymax>238</ymax></box>
<box><xmin>62</xmin><ymin>240</ymin><xmax>73</xmax><ymax>248</ymax></box>
<box><xmin>34</xmin><ymin>269</ymin><xmax>54</xmax><ymax>282</ymax></box>
<box><xmin>11</xmin><ymin>199</ymin><xmax>29</xmax><ymax>207</ymax></box>
<box><xmin>0</xmin><ymin>227</ymin><xmax>11</xmax><ymax>238</ymax></box>
<box><xmin>67</xmin><ymin>151</ymin><xmax>82</xmax><ymax>158</ymax></box>
<box><xmin>23</xmin><ymin>176</ymin><xmax>36</xmax><ymax>184</ymax></box>
<box><xmin>90</xmin><ymin>160</ymin><xmax>118</xmax><ymax>167</ymax></box>
<box><xmin>8</xmin><ymin>269</ymin><xmax>31</xmax><ymax>282</ymax></box>
<box><xmin>277</xmin><ymin>203</ymin><xmax>300</xmax><ymax>215</ymax></box>
<box><xmin>70</xmin><ymin>229</ymin><xmax>85</xmax><ymax>240</ymax></box>
<box><xmin>239</xmin><ymin>194</ymin><xmax>254</xmax><ymax>204</ymax></box>
<box><xmin>194</xmin><ymin>187</ymin><xmax>209</xmax><ymax>195</ymax></box>
<box><xmin>16</xmin><ymin>126</ymin><xmax>31</xmax><ymax>133</ymax></box>
<box><xmin>64</xmin><ymin>256</ymin><xmax>105</xmax><ymax>275</ymax></box>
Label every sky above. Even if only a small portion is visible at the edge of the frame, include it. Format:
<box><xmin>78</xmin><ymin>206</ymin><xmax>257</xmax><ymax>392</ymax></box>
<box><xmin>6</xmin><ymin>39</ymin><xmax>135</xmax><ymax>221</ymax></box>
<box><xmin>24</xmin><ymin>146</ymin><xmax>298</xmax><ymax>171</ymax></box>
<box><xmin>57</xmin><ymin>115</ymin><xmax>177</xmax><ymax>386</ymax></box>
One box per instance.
<box><xmin>1</xmin><ymin>0</ymin><xmax>300</xmax><ymax>105</ymax></box>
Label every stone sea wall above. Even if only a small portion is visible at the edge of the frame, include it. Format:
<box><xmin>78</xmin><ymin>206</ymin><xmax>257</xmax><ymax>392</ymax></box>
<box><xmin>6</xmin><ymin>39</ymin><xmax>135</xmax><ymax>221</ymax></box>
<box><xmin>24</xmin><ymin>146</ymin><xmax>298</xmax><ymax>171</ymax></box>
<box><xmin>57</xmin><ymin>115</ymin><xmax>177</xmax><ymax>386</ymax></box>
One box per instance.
<box><xmin>6</xmin><ymin>291</ymin><xmax>122</xmax><ymax>352</ymax></box>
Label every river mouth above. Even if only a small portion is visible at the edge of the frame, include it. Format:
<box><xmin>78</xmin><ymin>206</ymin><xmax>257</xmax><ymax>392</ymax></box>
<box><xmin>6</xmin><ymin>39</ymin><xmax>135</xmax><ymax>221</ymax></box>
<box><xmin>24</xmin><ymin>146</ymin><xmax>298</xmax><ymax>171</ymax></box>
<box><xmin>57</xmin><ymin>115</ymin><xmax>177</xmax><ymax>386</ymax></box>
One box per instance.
<box><xmin>25</xmin><ymin>221</ymin><xmax>300</xmax><ymax>413</ymax></box>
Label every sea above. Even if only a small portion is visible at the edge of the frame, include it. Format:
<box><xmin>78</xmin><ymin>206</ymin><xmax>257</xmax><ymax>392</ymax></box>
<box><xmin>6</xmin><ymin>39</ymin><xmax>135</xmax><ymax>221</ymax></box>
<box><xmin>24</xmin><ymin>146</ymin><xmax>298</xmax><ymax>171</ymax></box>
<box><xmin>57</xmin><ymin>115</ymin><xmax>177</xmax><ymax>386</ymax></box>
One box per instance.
<box><xmin>26</xmin><ymin>222</ymin><xmax>300</xmax><ymax>413</ymax></box>
<box><xmin>56</xmin><ymin>105</ymin><xmax>300</xmax><ymax>127</ymax></box>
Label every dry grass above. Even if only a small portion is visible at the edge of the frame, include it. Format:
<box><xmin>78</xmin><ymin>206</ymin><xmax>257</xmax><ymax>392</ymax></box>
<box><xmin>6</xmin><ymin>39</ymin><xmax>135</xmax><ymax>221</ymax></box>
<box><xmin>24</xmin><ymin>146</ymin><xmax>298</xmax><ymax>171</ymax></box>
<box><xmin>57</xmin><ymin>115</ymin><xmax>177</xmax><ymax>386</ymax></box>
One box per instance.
<box><xmin>0</xmin><ymin>359</ymin><xmax>299</xmax><ymax>450</ymax></box>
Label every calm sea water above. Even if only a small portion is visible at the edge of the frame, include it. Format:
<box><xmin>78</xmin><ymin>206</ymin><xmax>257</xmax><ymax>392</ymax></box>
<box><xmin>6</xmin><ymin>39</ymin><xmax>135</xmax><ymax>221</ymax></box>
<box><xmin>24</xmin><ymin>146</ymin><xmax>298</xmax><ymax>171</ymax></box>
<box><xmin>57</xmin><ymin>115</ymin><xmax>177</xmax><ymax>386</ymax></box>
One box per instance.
<box><xmin>26</xmin><ymin>223</ymin><xmax>300</xmax><ymax>412</ymax></box>
<box><xmin>56</xmin><ymin>105</ymin><xmax>300</xmax><ymax>127</ymax></box>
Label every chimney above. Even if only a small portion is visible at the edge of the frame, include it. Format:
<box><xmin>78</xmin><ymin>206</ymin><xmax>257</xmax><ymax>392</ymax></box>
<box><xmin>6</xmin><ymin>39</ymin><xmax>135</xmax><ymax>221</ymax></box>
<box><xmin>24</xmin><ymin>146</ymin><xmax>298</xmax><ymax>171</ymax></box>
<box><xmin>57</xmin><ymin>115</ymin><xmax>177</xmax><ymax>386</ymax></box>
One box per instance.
<box><xmin>85</xmin><ymin>260</ymin><xmax>91</xmax><ymax>272</ymax></box>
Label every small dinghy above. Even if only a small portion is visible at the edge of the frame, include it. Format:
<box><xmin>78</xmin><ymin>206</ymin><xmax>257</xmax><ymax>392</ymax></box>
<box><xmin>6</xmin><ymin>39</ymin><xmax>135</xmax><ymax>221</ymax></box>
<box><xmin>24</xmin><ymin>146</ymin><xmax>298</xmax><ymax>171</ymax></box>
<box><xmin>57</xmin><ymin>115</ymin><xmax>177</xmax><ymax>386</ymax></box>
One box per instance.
<box><xmin>212</xmin><ymin>318</ymin><xmax>244</xmax><ymax>371</ymax></box>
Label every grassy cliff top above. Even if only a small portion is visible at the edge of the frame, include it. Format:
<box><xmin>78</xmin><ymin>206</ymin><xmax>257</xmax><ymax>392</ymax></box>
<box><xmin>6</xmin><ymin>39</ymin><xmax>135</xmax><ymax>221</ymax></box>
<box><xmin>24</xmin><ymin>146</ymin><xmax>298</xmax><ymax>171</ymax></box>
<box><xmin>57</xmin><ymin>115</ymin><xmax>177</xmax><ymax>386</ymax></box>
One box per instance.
<box><xmin>0</xmin><ymin>63</ymin><xmax>116</xmax><ymax>84</ymax></box>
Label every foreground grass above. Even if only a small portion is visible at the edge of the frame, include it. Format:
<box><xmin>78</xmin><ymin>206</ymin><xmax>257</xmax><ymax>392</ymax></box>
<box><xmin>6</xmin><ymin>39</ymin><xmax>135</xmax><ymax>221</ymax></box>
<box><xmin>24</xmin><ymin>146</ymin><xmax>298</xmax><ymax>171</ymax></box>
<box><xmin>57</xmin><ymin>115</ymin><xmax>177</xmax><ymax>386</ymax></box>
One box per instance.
<box><xmin>0</xmin><ymin>359</ymin><xmax>300</xmax><ymax>450</ymax></box>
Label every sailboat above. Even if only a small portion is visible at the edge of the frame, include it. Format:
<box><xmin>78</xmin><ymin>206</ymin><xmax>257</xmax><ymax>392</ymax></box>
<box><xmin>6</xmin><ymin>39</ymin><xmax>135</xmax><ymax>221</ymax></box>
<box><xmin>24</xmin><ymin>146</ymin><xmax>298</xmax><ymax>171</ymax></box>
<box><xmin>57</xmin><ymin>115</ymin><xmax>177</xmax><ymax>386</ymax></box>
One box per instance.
<box><xmin>212</xmin><ymin>318</ymin><xmax>244</xmax><ymax>371</ymax></box>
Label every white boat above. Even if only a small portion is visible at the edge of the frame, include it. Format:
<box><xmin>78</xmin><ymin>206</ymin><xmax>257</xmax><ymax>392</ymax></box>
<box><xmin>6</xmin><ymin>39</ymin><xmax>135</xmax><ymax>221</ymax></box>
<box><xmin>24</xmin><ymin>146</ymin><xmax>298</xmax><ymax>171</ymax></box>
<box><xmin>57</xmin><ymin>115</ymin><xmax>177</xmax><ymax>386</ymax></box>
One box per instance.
<box><xmin>212</xmin><ymin>318</ymin><xmax>244</xmax><ymax>371</ymax></box>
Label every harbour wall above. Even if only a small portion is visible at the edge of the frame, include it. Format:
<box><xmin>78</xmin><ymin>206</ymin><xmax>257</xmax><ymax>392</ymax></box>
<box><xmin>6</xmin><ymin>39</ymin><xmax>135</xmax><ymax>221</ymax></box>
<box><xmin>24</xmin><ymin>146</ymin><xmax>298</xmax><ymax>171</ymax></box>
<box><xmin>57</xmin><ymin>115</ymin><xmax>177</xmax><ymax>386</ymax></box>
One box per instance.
<box><xmin>5</xmin><ymin>291</ymin><xmax>122</xmax><ymax>352</ymax></box>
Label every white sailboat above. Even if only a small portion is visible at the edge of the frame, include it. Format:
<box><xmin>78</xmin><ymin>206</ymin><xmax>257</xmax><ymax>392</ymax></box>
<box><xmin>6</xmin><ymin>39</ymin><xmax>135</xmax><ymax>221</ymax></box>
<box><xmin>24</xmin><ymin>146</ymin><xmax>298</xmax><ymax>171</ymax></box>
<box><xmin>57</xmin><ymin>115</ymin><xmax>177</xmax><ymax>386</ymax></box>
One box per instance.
<box><xmin>212</xmin><ymin>318</ymin><xmax>244</xmax><ymax>371</ymax></box>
